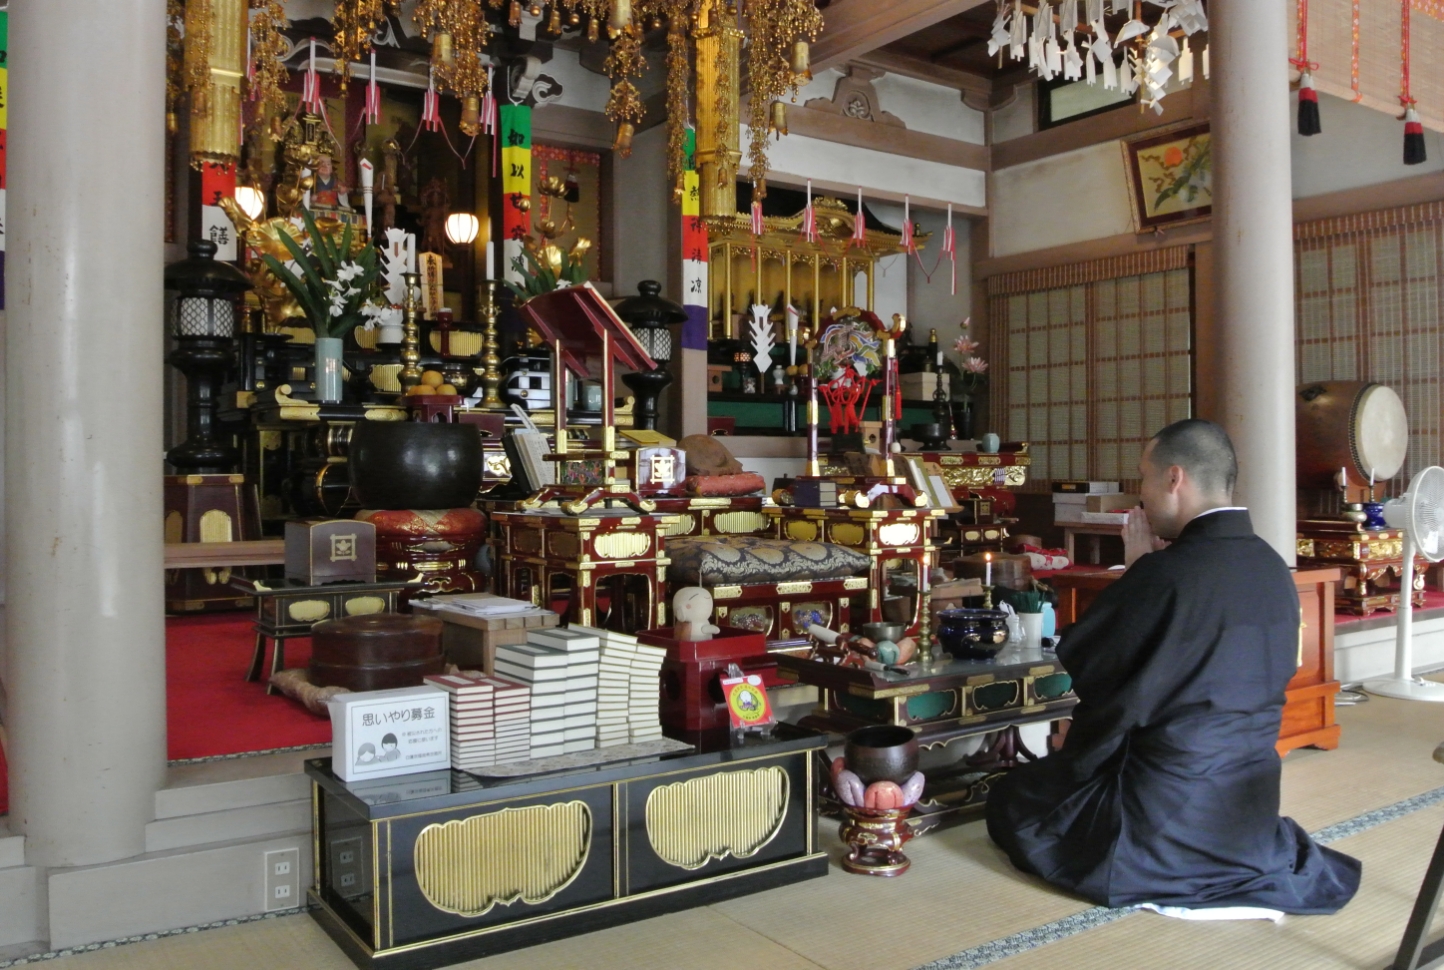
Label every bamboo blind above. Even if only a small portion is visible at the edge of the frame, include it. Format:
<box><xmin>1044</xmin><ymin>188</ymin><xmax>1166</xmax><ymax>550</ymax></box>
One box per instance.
<box><xmin>1295</xmin><ymin>206</ymin><xmax>1444</xmax><ymax>490</ymax></box>
<box><xmin>1289</xmin><ymin>0</ymin><xmax>1444</xmax><ymax>133</ymax></box>
<box><xmin>991</xmin><ymin>264</ymin><xmax>1193</xmax><ymax>491</ymax></box>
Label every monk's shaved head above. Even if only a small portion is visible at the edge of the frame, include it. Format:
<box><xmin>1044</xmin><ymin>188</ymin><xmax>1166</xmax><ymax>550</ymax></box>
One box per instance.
<box><xmin>1147</xmin><ymin>419</ymin><xmax>1237</xmax><ymax>498</ymax></box>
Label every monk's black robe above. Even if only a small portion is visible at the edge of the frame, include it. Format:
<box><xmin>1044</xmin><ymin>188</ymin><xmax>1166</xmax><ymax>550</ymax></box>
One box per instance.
<box><xmin>986</xmin><ymin>509</ymin><xmax>1360</xmax><ymax>913</ymax></box>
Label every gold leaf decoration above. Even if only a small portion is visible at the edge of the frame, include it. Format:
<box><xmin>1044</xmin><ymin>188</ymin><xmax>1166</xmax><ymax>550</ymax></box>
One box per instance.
<box><xmin>646</xmin><ymin>766</ymin><xmax>789</xmax><ymax>870</ymax></box>
<box><xmin>415</xmin><ymin>802</ymin><xmax>592</xmax><ymax>917</ymax></box>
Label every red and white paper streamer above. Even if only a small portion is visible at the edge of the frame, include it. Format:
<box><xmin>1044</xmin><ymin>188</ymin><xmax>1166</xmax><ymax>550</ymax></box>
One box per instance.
<box><xmin>942</xmin><ymin>204</ymin><xmax>957</xmax><ymax>295</ymax></box>
<box><xmin>301</xmin><ymin>38</ymin><xmax>324</xmax><ymax>113</ymax></box>
<box><xmin>801</xmin><ymin>179</ymin><xmax>818</xmax><ymax>243</ymax></box>
<box><xmin>421</xmin><ymin>68</ymin><xmax>442</xmax><ymax>132</ymax></box>
<box><xmin>900</xmin><ymin>195</ymin><xmax>915</xmax><ymax>253</ymax></box>
<box><xmin>751</xmin><ymin>199</ymin><xmax>765</xmax><ymax>237</ymax></box>
<box><xmin>850</xmin><ymin>187</ymin><xmax>867</xmax><ymax>248</ymax></box>
<box><xmin>363</xmin><ymin>51</ymin><xmax>382</xmax><ymax>125</ymax></box>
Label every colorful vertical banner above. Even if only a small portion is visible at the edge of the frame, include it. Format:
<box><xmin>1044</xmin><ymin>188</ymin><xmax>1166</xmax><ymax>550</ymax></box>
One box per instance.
<box><xmin>680</xmin><ymin>128</ymin><xmax>708</xmax><ymax>350</ymax></box>
<box><xmin>200</xmin><ymin>161</ymin><xmax>238</xmax><ymax>261</ymax></box>
<box><xmin>0</xmin><ymin>9</ymin><xmax>10</xmax><ymax>308</ymax></box>
<box><xmin>499</xmin><ymin>104</ymin><xmax>532</xmax><ymax>285</ymax></box>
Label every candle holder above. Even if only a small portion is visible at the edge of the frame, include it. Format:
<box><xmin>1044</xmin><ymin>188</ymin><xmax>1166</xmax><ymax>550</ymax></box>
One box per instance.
<box><xmin>399</xmin><ymin>272</ymin><xmax>423</xmax><ymax>392</ymax></box>
<box><xmin>982</xmin><ymin>585</ymin><xmax>994</xmax><ymax>610</ymax></box>
<box><xmin>477</xmin><ymin>281</ymin><xmax>505</xmax><ymax>410</ymax></box>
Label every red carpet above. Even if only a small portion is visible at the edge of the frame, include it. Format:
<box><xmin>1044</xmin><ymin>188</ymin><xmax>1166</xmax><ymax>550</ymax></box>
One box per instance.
<box><xmin>166</xmin><ymin>613</ymin><xmax>332</xmax><ymax>761</ymax></box>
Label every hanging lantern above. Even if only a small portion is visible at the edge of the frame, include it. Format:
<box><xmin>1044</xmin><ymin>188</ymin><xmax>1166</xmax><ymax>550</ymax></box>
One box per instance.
<box><xmin>461</xmin><ymin>95</ymin><xmax>481</xmax><ymax>136</ymax></box>
<box><xmin>445</xmin><ymin>212</ymin><xmax>481</xmax><ymax>245</ymax></box>
<box><xmin>770</xmin><ymin>100</ymin><xmax>788</xmax><ymax>137</ymax></box>
<box><xmin>613</xmin><ymin>121</ymin><xmax>636</xmax><ymax>153</ymax></box>
<box><xmin>609</xmin><ymin>0</ymin><xmax>632</xmax><ymax>35</ymax></box>
<box><xmin>791</xmin><ymin>40</ymin><xmax>811</xmax><ymax>82</ymax></box>
<box><xmin>547</xmin><ymin>4</ymin><xmax>562</xmax><ymax>34</ymax></box>
<box><xmin>432</xmin><ymin>30</ymin><xmax>455</xmax><ymax>68</ymax></box>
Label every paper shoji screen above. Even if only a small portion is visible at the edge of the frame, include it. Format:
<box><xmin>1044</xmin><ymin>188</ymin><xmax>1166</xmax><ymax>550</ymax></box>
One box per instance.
<box><xmin>1296</xmin><ymin>204</ymin><xmax>1444</xmax><ymax>493</ymax></box>
<box><xmin>994</xmin><ymin>262</ymin><xmax>1191</xmax><ymax>490</ymax></box>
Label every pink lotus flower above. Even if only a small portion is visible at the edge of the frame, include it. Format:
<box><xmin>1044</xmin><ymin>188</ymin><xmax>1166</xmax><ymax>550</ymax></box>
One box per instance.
<box><xmin>954</xmin><ymin>336</ymin><xmax>980</xmax><ymax>356</ymax></box>
<box><xmin>962</xmin><ymin>356</ymin><xmax>988</xmax><ymax>374</ymax></box>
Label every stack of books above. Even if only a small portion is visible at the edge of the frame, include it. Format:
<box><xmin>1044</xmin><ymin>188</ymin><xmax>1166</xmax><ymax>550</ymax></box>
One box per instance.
<box><xmin>425</xmin><ymin>674</ymin><xmax>497</xmax><ymax>770</ymax></box>
<box><xmin>792</xmin><ymin>479</ymin><xmax>838</xmax><ymax>508</ymax></box>
<box><xmin>527</xmin><ymin>628</ymin><xmax>601</xmax><ymax>754</ymax></box>
<box><xmin>574</xmin><ymin>626</ymin><xmax>667</xmax><ymax>744</ymax></box>
<box><xmin>423</xmin><ymin>674</ymin><xmax>533</xmax><ymax>769</ymax></box>
<box><xmin>494</xmin><ymin>643</ymin><xmax>572</xmax><ymax>758</ymax></box>
<box><xmin>629</xmin><ymin>641</ymin><xmax>666</xmax><ymax>743</ymax></box>
<box><xmin>596</xmin><ymin>634</ymin><xmax>638</xmax><ymax>748</ymax></box>
<box><xmin>485</xmin><ymin>675</ymin><xmax>532</xmax><ymax>764</ymax></box>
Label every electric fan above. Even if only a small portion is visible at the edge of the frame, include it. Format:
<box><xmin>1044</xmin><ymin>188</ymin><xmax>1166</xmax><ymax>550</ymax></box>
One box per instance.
<box><xmin>1364</xmin><ymin>465</ymin><xmax>1444</xmax><ymax>701</ymax></box>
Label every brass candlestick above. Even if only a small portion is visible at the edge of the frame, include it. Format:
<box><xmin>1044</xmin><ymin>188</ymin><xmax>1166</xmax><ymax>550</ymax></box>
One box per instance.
<box><xmin>478</xmin><ymin>281</ymin><xmax>504</xmax><ymax>410</ymax></box>
<box><xmin>400</xmin><ymin>272</ymin><xmax>422</xmax><ymax>392</ymax></box>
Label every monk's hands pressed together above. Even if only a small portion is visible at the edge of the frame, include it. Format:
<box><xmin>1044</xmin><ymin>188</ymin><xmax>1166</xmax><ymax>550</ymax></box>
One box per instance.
<box><xmin>1123</xmin><ymin>507</ymin><xmax>1168</xmax><ymax>569</ymax></box>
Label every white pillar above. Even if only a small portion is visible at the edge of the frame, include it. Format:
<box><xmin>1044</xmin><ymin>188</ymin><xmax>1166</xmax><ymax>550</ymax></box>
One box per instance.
<box><xmin>7</xmin><ymin>0</ymin><xmax>168</xmax><ymax>865</ymax></box>
<box><xmin>1211</xmin><ymin>0</ymin><xmax>1297</xmax><ymax>564</ymax></box>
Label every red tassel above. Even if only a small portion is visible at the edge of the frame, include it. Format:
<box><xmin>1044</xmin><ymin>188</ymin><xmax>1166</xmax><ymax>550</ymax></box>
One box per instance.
<box><xmin>1298</xmin><ymin>73</ymin><xmax>1321</xmax><ymax>136</ymax></box>
<box><xmin>1405</xmin><ymin>106</ymin><xmax>1427</xmax><ymax>165</ymax></box>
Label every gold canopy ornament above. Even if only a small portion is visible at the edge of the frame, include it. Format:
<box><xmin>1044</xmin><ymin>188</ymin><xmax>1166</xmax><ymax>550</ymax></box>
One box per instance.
<box><xmin>185</xmin><ymin>0</ymin><xmax>248</xmax><ymax>166</ymax></box>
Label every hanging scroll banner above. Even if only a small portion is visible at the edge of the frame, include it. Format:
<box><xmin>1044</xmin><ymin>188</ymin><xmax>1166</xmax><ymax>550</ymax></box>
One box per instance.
<box><xmin>681</xmin><ymin>127</ymin><xmax>709</xmax><ymax>350</ymax></box>
<box><xmin>499</xmin><ymin>104</ymin><xmax>532</xmax><ymax>284</ymax></box>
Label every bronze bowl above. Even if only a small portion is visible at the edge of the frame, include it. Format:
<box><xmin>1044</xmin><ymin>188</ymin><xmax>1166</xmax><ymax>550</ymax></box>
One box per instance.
<box><xmin>349</xmin><ymin>421</ymin><xmax>483</xmax><ymax>511</ymax></box>
<box><xmin>844</xmin><ymin>725</ymin><xmax>919</xmax><ymax>785</ymax></box>
<box><xmin>860</xmin><ymin>621</ymin><xmax>905</xmax><ymax>644</ymax></box>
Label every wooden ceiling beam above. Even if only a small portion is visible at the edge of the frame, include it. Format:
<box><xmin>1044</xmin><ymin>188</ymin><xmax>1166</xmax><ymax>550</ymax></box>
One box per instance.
<box><xmin>811</xmin><ymin>0</ymin><xmax>997</xmax><ymax>74</ymax></box>
<box><xmin>851</xmin><ymin>48</ymin><xmax>1007</xmax><ymax>111</ymax></box>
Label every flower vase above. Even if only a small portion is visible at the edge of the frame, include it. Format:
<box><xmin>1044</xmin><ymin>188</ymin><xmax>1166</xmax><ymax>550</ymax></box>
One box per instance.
<box><xmin>314</xmin><ymin>336</ymin><xmax>345</xmax><ymax>404</ymax></box>
<box><xmin>955</xmin><ymin>393</ymin><xmax>974</xmax><ymax>440</ymax></box>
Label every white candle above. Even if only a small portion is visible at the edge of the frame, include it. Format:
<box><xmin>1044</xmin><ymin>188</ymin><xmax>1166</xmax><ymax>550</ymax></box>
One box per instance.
<box><xmin>937</xmin><ymin>350</ymin><xmax>944</xmax><ymax>368</ymax></box>
<box><xmin>406</xmin><ymin>233</ymin><xmax>417</xmax><ymax>274</ymax></box>
<box><xmin>985</xmin><ymin>551</ymin><xmax>992</xmax><ymax>587</ymax></box>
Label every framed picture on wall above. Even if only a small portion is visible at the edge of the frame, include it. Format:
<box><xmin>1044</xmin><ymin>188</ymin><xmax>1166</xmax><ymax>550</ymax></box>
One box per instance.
<box><xmin>1122</xmin><ymin>122</ymin><xmax>1212</xmax><ymax>232</ymax></box>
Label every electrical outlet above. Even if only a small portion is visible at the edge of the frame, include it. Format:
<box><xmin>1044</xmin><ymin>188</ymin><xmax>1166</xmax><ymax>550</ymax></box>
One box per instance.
<box><xmin>264</xmin><ymin>848</ymin><xmax>301</xmax><ymax>912</ymax></box>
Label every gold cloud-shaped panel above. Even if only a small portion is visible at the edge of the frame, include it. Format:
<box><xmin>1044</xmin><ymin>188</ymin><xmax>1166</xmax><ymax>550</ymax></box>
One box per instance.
<box><xmin>288</xmin><ymin>599</ymin><xmax>331</xmax><ymax>623</ymax></box>
<box><xmin>343</xmin><ymin>595</ymin><xmax>386</xmax><ymax>616</ymax></box>
<box><xmin>595</xmin><ymin>531</ymin><xmax>651</xmax><ymax>560</ymax></box>
<box><xmin>645</xmin><ymin>766</ymin><xmax>789</xmax><ymax>870</ymax></box>
<box><xmin>415</xmin><ymin>801</ymin><xmax>592</xmax><ymax>917</ymax></box>
<box><xmin>665</xmin><ymin>513</ymin><xmax>697</xmax><ymax>537</ymax></box>
<box><xmin>829</xmin><ymin>522</ymin><xmax>865</xmax><ymax>546</ymax></box>
<box><xmin>785</xmin><ymin>520</ymin><xmax>819</xmax><ymax>542</ymax></box>
<box><xmin>548</xmin><ymin>533</ymin><xmax>581</xmax><ymax>559</ymax></box>
<box><xmin>713</xmin><ymin>511</ymin><xmax>768</xmax><ymax>535</ymax></box>
<box><xmin>878</xmin><ymin>523</ymin><xmax>921</xmax><ymax>547</ymax></box>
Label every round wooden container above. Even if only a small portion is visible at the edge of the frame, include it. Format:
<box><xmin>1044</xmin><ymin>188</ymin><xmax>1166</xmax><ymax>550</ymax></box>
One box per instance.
<box><xmin>309</xmin><ymin>614</ymin><xmax>446</xmax><ymax>692</ymax></box>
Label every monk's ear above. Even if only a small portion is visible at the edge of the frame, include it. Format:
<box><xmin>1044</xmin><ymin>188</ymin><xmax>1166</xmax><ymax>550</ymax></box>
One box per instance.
<box><xmin>1169</xmin><ymin>464</ymin><xmax>1186</xmax><ymax>492</ymax></box>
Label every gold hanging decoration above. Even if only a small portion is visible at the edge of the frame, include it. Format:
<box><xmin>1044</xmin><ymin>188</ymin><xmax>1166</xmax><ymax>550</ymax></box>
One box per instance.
<box><xmin>742</xmin><ymin>0</ymin><xmax>822</xmax><ymax>197</ymax></box>
<box><xmin>331</xmin><ymin>0</ymin><xmax>397</xmax><ymax>89</ymax></box>
<box><xmin>603</xmin><ymin>22</ymin><xmax>647</xmax><ymax>157</ymax></box>
<box><xmin>187</xmin><ymin>0</ymin><xmax>248</xmax><ymax>166</ymax></box>
<box><xmin>248</xmin><ymin>0</ymin><xmax>290</xmax><ymax>126</ymax></box>
<box><xmin>166</xmin><ymin>0</ymin><xmax>186</xmax><ymax>134</ymax></box>
<box><xmin>664</xmin><ymin>6</ymin><xmax>691</xmax><ymax>200</ymax></box>
<box><xmin>413</xmin><ymin>0</ymin><xmax>492</xmax><ymax>117</ymax></box>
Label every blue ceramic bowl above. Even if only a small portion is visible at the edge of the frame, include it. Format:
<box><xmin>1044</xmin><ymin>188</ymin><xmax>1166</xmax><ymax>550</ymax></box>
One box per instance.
<box><xmin>936</xmin><ymin>608</ymin><xmax>1009</xmax><ymax>660</ymax></box>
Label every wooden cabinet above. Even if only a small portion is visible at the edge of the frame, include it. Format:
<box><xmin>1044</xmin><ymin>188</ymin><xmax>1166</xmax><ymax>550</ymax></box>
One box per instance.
<box><xmin>1047</xmin><ymin>567</ymin><xmax>1342</xmax><ymax>756</ymax></box>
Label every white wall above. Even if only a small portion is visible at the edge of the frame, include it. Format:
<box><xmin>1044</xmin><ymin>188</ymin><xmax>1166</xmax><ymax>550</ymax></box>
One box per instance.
<box><xmin>1293</xmin><ymin>91</ymin><xmax>1444</xmax><ymax>199</ymax></box>
<box><xmin>744</xmin><ymin>128</ymin><xmax>986</xmax><ymax>209</ymax></box>
<box><xmin>543</xmin><ymin>46</ymin><xmax>612</xmax><ymax>114</ymax></box>
<box><xmin>990</xmin><ymin>140</ymin><xmax>1134</xmax><ymax>257</ymax></box>
<box><xmin>871</xmin><ymin>73</ymin><xmax>985</xmax><ymax>144</ymax></box>
<box><xmin>907</xmin><ymin>207</ymin><xmax>974</xmax><ymax>349</ymax></box>
<box><xmin>992</xmin><ymin>83</ymin><xmax>1037</xmax><ymax>143</ymax></box>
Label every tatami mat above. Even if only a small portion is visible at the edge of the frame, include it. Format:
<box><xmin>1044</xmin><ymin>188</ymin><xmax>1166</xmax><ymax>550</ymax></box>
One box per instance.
<box><xmin>13</xmin><ymin>694</ymin><xmax>1444</xmax><ymax>970</ymax></box>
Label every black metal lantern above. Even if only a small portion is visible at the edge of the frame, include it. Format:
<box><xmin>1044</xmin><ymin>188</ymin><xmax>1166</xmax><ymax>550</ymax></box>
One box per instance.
<box><xmin>615</xmin><ymin>280</ymin><xmax>686</xmax><ymax>431</ymax></box>
<box><xmin>164</xmin><ymin>239</ymin><xmax>251</xmax><ymax>472</ymax></box>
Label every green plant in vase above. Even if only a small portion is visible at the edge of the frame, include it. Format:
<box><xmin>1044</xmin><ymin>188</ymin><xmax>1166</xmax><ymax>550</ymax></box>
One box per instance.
<box><xmin>506</xmin><ymin>238</ymin><xmax>592</xmax><ymax>301</ymax></box>
<box><xmin>260</xmin><ymin>207</ymin><xmax>382</xmax><ymax>403</ymax></box>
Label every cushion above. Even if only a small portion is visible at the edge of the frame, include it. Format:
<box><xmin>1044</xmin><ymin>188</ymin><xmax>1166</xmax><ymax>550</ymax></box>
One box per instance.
<box><xmin>666</xmin><ymin>535</ymin><xmax>871</xmax><ymax>586</ymax></box>
<box><xmin>679</xmin><ymin>434</ymin><xmax>744</xmax><ymax>476</ymax></box>
<box><xmin>684</xmin><ymin>472</ymin><xmax>766</xmax><ymax>497</ymax></box>
<box><xmin>356</xmin><ymin>507</ymin><xmax>486</xmax><ymax>538</ymax></box>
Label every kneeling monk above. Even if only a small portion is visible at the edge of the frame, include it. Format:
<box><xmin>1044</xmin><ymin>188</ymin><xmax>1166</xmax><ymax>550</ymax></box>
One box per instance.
<box><xmin>987</xmin><ymin>419</ymin><xmax>1360</xmax><ymax>913</ymax></box>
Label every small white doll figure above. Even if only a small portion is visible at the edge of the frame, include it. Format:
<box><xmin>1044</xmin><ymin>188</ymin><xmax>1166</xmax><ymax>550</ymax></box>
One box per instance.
<box><xmin>673</xmin><ymin>587</ymin><xmax>721</xmax><ymax>641</ymax></box>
